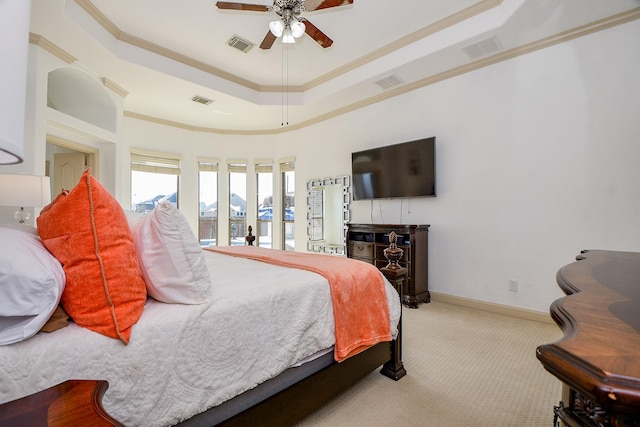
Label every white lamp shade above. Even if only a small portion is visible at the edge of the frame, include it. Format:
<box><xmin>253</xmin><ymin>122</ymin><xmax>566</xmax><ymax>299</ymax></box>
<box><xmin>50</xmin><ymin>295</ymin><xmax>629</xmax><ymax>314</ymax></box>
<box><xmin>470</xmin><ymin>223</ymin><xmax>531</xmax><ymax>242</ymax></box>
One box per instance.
<box><xmin>291</xmin><ymin>20</ymin><xmax>306</xmax><ymax>38</ymax></box>
<box><xmin>282</xmin><ymin>28</ymin><xmax>296</xmax><ymax>44</ymax></box>
<box><xmin>0</xmin><ymin>174</ymin><xmax>51</xmax><ymax>208</ymax></box>
<box><xmin>269</xmin><ymin>20</ymin><xmax>284</xmax><ymax>37</ymax></box>
<box><xmin>0</xmin><ymin>0</ymin><xmax>31</xmax><ymax>165</ymax></box>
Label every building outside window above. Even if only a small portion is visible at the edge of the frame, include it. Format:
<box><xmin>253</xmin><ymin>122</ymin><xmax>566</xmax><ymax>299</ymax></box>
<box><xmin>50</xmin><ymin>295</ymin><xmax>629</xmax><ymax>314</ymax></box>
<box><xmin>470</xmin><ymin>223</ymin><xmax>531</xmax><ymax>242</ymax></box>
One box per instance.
<box><xmin>198</xmin><ymin>159</ymin><xmax>218</xmax><ymax>247</ymax></box>
<box><xmin>280</xmin><ymin>159</ymin><xmax>295</xmax><ymax>251</ymax></box>
<box><xmin>228</xmin><ymin>160</ymin><xmax>247</xmax><ymax>246</ymax></box>
<box><xmin>130</xmin><ymin>151</ymin><xmax>180</xmax><ymax>214</ymax></box>
<box><xmin>255</xmin><ymin>160</ymin><xmax>273</xmax><ymax>248</ymax></box>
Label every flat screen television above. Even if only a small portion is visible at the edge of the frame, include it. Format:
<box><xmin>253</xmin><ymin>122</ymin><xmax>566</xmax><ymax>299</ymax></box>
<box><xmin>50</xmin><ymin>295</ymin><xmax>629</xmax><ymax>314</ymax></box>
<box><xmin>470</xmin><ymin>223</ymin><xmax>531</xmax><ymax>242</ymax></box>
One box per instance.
<box><xmin>351</xmin><ymin>136</ymin><xmax>436</xmax><ymax>200</ymax></box>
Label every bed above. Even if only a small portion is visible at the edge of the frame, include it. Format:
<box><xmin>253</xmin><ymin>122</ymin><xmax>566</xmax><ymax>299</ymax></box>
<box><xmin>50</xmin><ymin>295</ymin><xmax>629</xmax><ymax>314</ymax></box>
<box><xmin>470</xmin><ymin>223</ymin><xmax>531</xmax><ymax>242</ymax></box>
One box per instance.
<box><xmin>0</xmin><ymin>171</ymin><xmax>404</xmax><ymax>426</ymax></box>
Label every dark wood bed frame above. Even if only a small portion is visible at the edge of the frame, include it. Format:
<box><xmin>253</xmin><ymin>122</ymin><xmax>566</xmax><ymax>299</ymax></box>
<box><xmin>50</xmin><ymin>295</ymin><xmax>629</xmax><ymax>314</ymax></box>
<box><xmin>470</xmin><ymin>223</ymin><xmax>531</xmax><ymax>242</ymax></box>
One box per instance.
<box><xmin>0</xmin><ymin>230</ymin><xmax>406</xmax><ymax>427</ymax></box>
<box><xmin>218</xmin><ymin>229</ymin><xmax>407</xmax><ymax>426</ymax></box>
<box><xmin>222</xmin><ymin>341</ymin><xmax>393</xmax><ymax>426</ymax></box>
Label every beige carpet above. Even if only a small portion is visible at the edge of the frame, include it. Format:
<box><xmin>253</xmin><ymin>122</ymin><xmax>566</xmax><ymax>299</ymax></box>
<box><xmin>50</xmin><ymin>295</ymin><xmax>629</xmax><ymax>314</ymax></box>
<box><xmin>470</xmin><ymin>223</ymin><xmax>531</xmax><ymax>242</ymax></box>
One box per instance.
<box><xmin>296</xmin><ymin>301</ymin><xmax>563</xmax><ymax>427</ymax></box>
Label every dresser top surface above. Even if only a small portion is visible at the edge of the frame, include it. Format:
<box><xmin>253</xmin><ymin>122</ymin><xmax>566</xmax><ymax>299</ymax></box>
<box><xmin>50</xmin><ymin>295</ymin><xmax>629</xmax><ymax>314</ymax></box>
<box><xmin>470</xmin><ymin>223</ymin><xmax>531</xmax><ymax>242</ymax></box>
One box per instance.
<box><xmin>537</xmin><ymin>250</ymin><xmax>640</xmax><ymax>412</ymax></box>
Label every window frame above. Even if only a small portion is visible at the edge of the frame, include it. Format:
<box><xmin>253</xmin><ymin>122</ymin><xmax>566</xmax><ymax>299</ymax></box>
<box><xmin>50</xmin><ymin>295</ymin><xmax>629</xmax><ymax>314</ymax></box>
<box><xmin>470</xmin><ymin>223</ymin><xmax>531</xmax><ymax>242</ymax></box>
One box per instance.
<box><xmin>228</xmin><ymin>160</ymin><xmax>247</xmax><ymax>246</ymax></box>
<box><xmin>280</xmin><ymin>158</ymin><xmax>295</xmax><ymax>251</ymax></box>
<box><xmin>198</xmin><ymin>158</ymin><xmax>219</xmax><ymax>247</ymax></box>
<box><xmin>130</xmin><ymin>149</ymin><xmax>181</xmax><ymax>213</ymax></box>
<box><xmin>255</xmin><ymin>160</ymin><xmax>273</xmax><ymax>248</ymax></box>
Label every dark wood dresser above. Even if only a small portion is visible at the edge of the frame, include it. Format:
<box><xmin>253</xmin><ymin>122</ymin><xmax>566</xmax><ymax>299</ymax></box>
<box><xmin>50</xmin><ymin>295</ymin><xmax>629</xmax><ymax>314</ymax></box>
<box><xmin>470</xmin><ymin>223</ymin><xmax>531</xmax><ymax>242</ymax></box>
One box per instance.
<box><xmin>536</xmin><ymin>250</ymin><xmax>640</xmax><ymax>426</ymax></box>
<box><xmin>346</xmin><ymin>223</ymin><xmax>429</xmax><ymax>308</ymax></box>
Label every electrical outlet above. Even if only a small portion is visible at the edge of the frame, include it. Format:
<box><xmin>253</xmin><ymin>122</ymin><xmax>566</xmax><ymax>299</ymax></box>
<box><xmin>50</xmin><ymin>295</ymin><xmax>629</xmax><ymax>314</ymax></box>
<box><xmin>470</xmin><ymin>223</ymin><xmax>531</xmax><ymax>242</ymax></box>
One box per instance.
<box><xmin>509</xmin><ymin>280</ymin><xmax>518</xmax><ymax>292</ymax></box>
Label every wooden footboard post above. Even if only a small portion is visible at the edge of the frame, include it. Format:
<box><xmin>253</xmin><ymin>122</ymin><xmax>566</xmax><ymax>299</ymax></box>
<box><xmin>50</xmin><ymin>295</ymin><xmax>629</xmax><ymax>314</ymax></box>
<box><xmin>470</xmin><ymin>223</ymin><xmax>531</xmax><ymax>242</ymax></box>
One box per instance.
<box><xmin>379</xmin><ymin>231</ymin><xmax>407</xmax><ymax>381</ymax></box>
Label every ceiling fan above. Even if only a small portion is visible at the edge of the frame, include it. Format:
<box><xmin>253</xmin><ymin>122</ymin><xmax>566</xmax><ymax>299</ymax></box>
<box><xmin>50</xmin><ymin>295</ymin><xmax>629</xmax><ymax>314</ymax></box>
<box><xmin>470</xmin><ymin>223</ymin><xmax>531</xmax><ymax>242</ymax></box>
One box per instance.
<box><xmin>215</xmin><ymin>0</ymin><xmax>354</xmax><ymax>50</ymax></box>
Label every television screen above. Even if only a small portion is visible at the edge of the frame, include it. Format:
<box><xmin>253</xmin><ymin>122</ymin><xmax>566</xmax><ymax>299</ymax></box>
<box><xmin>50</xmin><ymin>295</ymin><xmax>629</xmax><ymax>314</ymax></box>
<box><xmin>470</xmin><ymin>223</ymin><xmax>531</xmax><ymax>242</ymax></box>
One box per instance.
<box><xmin>351</xmin><ymin>137</ymin><xmax>436</xmax><ymax>200</ymax></box>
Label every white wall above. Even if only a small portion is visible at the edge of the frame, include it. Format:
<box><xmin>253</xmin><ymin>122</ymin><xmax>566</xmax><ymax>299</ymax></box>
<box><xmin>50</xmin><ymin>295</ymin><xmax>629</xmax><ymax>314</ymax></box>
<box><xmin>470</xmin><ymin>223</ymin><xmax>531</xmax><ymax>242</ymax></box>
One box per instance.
<box><xmin>9</xmin><ymin>19</ymin><xmax>638</xmax><ymax>313</ymax></box>
<box><xmin>132</xmin><ymin>19</ymin><xmax>636</xmax><ymax>313</ymax></box>
<box><xmin>292</xmin><ymin>20</ymin><xmax>640</xmax><ymax>312</ymax></box>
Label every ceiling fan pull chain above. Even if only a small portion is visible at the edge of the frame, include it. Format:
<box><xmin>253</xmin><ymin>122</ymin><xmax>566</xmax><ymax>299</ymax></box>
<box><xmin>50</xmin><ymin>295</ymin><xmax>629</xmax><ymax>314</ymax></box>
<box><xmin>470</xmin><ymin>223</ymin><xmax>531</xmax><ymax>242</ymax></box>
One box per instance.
<box><xmin>286</xmin><ymin>42</ymin><xmax>289</xmax><ymax>125</ymax></box>
<box><xmin>280</xmin><ymin>40</ymin><xmax>290</xmax><ymax>126</ymax></box>
<box><xmin>281</xmin><ymin>41</ymin><xmax>285</xmax><ymax>126</ymax></box>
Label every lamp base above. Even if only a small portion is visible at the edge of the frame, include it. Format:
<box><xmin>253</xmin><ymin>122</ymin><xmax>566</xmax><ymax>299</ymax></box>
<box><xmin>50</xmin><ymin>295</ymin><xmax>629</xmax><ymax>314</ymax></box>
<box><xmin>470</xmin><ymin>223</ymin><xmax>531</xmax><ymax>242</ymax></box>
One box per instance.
<box><xmin>15</xmin><ymin>207</ymin><xmax>30</xmax><ymax>224</ymax></box>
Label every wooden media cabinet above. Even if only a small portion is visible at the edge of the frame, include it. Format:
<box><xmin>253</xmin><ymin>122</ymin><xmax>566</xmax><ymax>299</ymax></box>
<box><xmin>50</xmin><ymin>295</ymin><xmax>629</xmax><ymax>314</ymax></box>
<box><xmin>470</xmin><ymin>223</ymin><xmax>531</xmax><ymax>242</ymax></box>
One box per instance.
<box><xmin>347</xmin><ymin>223</ymin><xmax>430</xmax><ymax>308</ymax></box>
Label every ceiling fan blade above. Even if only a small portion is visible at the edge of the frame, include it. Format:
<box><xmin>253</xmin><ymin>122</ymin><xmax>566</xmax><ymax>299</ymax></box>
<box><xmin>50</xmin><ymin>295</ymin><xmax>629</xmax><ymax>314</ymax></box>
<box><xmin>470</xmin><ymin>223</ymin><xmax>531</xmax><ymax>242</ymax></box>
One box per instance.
<box><xmin>259</xmin><ymin>31</ymin><xmax>277</xmax><ymax>50</ymax></box>
<box><xmin>304</xmin><ymin>19</ymin><xmax>333</xmax><ymax>48</ymax></box>
<box><xmin>215</xmin><ymin>1</ymin><xmax>270</xmax><ymax>12</ymax></box>
<box><xmin>304</xmin><ymin>0</ymin><xmax>353</xmax><ymax>12</ymax></box>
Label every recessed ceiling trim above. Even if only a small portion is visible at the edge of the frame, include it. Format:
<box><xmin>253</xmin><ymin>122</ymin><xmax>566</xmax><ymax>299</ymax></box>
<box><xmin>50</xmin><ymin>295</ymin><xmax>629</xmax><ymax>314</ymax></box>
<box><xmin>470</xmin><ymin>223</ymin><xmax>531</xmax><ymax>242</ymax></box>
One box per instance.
<box><xmin>74</xmin><ymin>0</ymin><xmax>121</xmax><ymax>38</ymax></box>
<box><xmin>29</xmin><ymin>33</ymin><xmax>77</xmax><ymax>63</ymax></box>
<box><xmin>72</xmin><ymin>0</ymin><xmax>260</xmax><ymax>91</ymax></box>
<box><xmin>123</xmin><ymin>6</ymin><xmax>640</xmax><ymax>135</ymax></box>
<box><xmin>73</xmin><ymin>0</ymin><xmax>502</xmax><ymax>93</ymax></box>
<box><xmin>259</xmin><ymin>84</ymin><xmax>305</xmax><ymax>93</ymax></box>
<box><xmin>303</xmin><ymin>0</ymin><xmax>503</xmax><ymax>91</ymax></box>
<box><xmin>102</xmin><ymin>78</ymin><xmax>129</xmax><ymax>98</ymax></box>
<box><xmin>72</xmin><ymin>0</ymin><xmax>640</xmax><ymax>104</ymax></box>
<box><xmin>119</xmin><ymin>32</ymin><xmax>261</xmax><ymax>91</ymax></box>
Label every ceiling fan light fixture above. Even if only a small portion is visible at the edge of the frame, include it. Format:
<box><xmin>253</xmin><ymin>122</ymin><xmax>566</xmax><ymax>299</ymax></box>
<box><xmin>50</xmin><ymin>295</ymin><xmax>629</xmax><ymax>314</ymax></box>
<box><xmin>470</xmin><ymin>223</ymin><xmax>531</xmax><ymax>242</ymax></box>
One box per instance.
<box><xmin>282</xmin><ymin>27</ymin><xmax>296</xmax><ymax>44</ymax></box>
<box><xmin>269</xmin><ymin>20</ymin><xmax>284</xmax><ymax>37</ymax></box>
<box><xmin>290</xmin><ymin>20</ymin><xmax>305</xmax><ymax>38</ymax></box>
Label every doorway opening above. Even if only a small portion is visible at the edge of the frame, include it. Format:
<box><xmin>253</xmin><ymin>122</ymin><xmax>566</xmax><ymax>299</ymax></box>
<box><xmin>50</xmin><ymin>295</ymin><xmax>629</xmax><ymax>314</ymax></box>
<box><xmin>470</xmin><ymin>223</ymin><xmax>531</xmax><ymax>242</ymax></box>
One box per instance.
<box><xmin>45</xmin><ymin>136</ymin><xmax>98</xmax><ymax>195</ymax></box>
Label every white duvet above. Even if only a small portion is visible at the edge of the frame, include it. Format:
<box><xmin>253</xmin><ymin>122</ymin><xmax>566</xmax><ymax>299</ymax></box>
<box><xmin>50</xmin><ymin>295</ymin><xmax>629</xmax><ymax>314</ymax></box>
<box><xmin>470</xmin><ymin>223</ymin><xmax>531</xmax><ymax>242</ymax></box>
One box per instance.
<box><xmin>0</xmin><ymin>250</ymin><xmax>400</xmax><ymax>426</ymax></box>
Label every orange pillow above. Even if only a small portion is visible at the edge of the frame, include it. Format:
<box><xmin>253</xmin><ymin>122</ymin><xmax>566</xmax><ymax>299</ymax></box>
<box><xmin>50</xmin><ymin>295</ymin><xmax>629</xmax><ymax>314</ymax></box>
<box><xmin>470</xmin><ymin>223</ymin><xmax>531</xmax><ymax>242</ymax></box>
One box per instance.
<box><xmin>37</xmin><ymin>170</ymin><xmax>147</xmax><ymax>344</ymax></box>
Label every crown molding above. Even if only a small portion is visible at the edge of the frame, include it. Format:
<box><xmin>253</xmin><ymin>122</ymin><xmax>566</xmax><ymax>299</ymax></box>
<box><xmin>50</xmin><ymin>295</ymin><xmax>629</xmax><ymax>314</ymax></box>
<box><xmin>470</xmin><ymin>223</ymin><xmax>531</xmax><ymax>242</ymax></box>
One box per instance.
<box><xmin>29</xmin><ymin>33</ymin><xmax>77</xmax><ymax>63</ymax></box>
<box><xmin>73</xmin><ymin>0</ymin><xmax>121</xmax><ymax>38</ymax></box>
<box><xmin>36</xmin><ymin>2</ymin><xmax>639</xmax><ymax>135</ymax></box>
<box><xmin>303</xmin><ymin>0</ymin><xmax>503</xmax><ymax>91</ymax></box>
<box><xmin>73</xmin><ymin>0</ymin><xmax>499</xmax><ymax>93</ymax></box>
<box><xmin>118</xmin><ymin>31</ymin><xmax>265</xmax><ymax>92</ymax></box>
<box><xmin>101</xmin><ymin>78</ymin><xmax>129</xmax><ymax>98</ymax></box>
<box><xmin>124</xmin><ymin>6</ymin><xmax>640</xmax><ymax>135</ymax></box>
<box><xmin>123</xmin><ymin>111</ymin><xmax>283</xmax><ymax>135</ymax></box>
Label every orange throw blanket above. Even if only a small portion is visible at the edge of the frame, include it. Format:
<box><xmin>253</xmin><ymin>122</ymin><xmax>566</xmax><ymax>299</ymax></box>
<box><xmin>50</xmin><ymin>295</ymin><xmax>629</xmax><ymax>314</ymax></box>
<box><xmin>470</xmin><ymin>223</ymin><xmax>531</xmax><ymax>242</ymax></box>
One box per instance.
<box><xmin>205</xmin><ymin>246</ymin><xmax>391</xmax><ymax>362</ymax></box>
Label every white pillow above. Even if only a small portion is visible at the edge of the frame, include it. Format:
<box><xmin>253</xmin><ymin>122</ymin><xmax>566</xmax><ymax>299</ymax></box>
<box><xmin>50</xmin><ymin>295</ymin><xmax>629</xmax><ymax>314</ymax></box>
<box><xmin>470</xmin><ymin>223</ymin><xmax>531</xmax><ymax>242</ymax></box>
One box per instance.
<box><xmin>129</xmin><ymin>201</ymin><xmax>212</xmax><ymax>304</ymax></box>
<box><xmin>0</xmin><ymin>224</ymin><xmax>65</xmax><ymax>345</ymax></box>
<box><xmin>123</xmin><ymin>208</ymin><xmax>145</xmax><ymax>228</ymax></box>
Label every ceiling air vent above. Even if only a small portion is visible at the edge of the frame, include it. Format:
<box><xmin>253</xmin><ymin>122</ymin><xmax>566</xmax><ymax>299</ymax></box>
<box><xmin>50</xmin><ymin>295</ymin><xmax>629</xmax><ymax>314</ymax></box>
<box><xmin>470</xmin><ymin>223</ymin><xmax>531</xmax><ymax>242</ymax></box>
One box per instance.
<box><xmin>192</xmin><ymin>95</ymin><xmax>213</xmax><ymax>105</ymax></box>
<box><xmin>462</xmin><ymin>35</ymin><xmax>503</xmax><ymax>60</ymax></box>
<box><xmin>373</xmin><ymin>74</ymin><xmax>404</xmax><ymax>90</ymax></box>
<box><xmin>227</xmin><ymin>35</ymin><xmax>255</xmax><ymax>53</ymax></box>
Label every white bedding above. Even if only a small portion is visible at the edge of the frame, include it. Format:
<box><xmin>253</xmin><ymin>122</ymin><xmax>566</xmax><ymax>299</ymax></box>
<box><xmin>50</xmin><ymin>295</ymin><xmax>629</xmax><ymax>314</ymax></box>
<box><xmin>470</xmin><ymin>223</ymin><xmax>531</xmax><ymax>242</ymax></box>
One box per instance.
<box><xmin>0</xmin><ymin>250</ymin><xmax>400</xmax><ymax>426</ymax></box>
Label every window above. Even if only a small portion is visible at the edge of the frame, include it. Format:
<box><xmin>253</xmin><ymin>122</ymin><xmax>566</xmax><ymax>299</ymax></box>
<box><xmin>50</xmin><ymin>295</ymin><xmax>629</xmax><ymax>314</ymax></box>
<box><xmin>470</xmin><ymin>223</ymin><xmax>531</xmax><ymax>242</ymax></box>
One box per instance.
<box><xmin>228</xmin><ymin>161</ymin><xmax>247</xmax><ymax>246</ymax></box>
<box><xmin>130</xmin><ymin>151</ymin><xmax>180</xmax><ymax>214</ymax></box>
<box><xmin>255</xmin><ymin>160</ymin><xmax>273</xmax><ymax>248</ymax></box>
<box><xmin>198</xmin><ymin>159</ymin><xmax>218</xmax><ymax>247</ymax></box>
<box><xmin>280</xmin><ymin>159</ymin><xmax>295</xmax><ymax>251</ymax></box>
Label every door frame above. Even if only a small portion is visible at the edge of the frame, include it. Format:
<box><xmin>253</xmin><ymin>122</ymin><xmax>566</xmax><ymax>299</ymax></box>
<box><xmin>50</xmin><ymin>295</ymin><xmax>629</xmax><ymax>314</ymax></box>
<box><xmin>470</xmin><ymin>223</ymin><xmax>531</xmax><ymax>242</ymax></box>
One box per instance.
<box><xmin>46</xmin><ymin>135</ymin><xmax>99</xmax><ymax>179</ymax></box>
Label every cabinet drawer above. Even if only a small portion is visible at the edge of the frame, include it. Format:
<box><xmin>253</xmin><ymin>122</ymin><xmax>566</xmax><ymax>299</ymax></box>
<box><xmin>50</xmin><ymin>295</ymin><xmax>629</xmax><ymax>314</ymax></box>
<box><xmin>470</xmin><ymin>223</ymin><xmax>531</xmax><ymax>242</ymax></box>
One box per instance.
<box><xmin>354</xmin><ymin>257</ymin><xmax>375</xmax><ymax>266</ymax></box>
<box><xmin>350</xmin><ymin>242</ymin><xmax>374</xmax><ymax>258</ymax></box>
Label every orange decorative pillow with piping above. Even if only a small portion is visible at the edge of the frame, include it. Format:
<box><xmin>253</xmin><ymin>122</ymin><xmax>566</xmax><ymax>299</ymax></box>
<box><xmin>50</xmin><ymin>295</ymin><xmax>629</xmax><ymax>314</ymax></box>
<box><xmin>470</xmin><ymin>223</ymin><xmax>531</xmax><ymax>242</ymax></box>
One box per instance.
<box><xmin>37</xmin><ymin>170</ymin><xmax>147</xmax><ymax>344</ymax></box>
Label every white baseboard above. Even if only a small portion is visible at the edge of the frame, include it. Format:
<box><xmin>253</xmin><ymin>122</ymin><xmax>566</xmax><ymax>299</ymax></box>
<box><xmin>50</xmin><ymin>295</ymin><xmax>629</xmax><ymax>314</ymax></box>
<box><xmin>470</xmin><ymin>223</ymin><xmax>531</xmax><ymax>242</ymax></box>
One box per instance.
<box><xmin>429</xmin><ymin>292</ymin><xmax>554</xmax><ymax>324</ymax></box>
